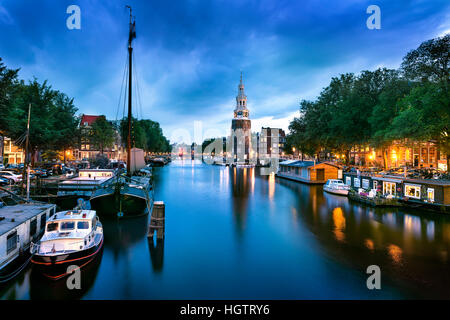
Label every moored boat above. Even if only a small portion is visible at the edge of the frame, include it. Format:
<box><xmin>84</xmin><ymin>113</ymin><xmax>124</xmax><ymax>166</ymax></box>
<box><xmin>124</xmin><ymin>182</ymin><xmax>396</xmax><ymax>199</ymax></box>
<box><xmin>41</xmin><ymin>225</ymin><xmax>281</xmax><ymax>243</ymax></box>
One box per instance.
<box><xmin>30</xmin><ymin>208</ymin><xmax>104</xmax><ymax>280</ymax></box>
<box><xmin>323</xmin><ymin>179</ymin><xmax>350</xmax><ymax>196</ymax></box>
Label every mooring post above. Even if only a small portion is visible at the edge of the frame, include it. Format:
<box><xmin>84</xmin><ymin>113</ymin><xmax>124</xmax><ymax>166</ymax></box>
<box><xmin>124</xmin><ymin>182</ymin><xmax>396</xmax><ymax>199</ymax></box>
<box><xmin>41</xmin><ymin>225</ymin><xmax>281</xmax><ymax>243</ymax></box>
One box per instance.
<box><xmin>148</xmin><ymin>201</ymin><xmax>165</xmax><ymax>239</ymax></box>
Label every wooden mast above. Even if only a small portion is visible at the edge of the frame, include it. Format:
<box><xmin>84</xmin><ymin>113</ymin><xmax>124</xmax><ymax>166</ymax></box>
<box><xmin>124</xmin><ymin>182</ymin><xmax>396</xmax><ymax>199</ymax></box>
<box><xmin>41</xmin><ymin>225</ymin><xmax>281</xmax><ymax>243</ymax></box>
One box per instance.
<box><xmin>126</xmin><ymin>5</ymin><xmax>133</xmax><ymax>175</ymax></box>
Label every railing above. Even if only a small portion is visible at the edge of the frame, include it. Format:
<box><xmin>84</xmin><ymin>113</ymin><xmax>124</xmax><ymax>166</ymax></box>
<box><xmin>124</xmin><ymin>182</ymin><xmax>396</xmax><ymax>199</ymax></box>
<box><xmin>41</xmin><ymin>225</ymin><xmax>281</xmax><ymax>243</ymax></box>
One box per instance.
<box><xmin>30</xmin><ymin>231</ymin><xmax>94</xmax><ymax>255</ymax></box>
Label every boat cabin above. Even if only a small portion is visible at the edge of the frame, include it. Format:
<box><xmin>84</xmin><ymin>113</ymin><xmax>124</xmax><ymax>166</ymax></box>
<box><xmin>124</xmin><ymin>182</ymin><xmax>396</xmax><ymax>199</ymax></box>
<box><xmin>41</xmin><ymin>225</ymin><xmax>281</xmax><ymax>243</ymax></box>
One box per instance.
<box><xmin>277</xmin><ymin>160</ymin><xmax>342</xmax><ymax>184</ymax></box>
<box><xmin>36</xmin><ymin>210</ymin><xmax>99</xmax><ymax>254</ymax></box>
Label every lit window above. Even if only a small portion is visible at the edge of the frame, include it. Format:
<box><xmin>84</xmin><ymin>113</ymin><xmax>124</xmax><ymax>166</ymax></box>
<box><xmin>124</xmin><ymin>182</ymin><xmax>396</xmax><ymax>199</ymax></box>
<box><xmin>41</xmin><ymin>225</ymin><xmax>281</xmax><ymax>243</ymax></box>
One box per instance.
<box><xmin>404</xmin><ymin>184</ymin><xmax>421</xmax><ymax>199</ymax></box>
<box><xmin>427</xmin><ymin>188</ymin><xmax>434</xmax><ymax>202</ymax></box>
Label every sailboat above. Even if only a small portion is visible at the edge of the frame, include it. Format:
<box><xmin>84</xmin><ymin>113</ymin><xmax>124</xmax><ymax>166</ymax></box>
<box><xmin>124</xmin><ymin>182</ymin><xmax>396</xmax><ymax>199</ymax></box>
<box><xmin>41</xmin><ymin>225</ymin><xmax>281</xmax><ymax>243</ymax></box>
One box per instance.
<box><xmin>90</xmin><ymin>7</ymin><xmax>153</xmax><ymax>217</ymax></box>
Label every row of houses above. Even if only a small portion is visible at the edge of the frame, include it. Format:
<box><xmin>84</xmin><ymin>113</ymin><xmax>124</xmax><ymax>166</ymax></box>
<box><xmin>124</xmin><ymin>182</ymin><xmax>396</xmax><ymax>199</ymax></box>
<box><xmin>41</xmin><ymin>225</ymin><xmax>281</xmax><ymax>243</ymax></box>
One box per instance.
<box><xmin>0</xmin><ymin>114</ymin><xmax>125</xmax><ymax>165</ymax></box>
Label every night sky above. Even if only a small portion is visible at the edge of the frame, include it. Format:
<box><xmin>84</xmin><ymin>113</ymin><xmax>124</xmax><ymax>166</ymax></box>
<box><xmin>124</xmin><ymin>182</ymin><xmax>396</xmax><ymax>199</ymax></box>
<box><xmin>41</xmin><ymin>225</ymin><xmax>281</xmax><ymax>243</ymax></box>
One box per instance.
<box><xmin>1</xmin><ymin>0</ymin><xmax>449</xmax><ymax>143</ymax></box>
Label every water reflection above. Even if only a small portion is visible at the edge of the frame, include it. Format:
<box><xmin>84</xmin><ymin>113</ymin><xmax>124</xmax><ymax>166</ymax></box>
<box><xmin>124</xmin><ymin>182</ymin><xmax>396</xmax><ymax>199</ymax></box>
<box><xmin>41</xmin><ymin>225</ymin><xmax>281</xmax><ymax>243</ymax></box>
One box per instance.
<box><xmin>230</xmin><ymin>167</ymin><xmax>251</xmax><ymax>237</ymax></box>
<box><xmin>276</xmin><ymin>176</ymin><xmax>450</xmax><ymax>298</ymax></box>
<box><xmin>29</xmin><ymin>250</ymin><xmax>102</xmax><ymax>300</ymax></box>
<box><xmin>2</xmin><ymin>161</ymin><xmax>450</xmax><ymax>299</ymax></box>
<box><xmin>148</xmin><ymin>237</ymin><xmax>164</xmax><ymax>273</ymax></box>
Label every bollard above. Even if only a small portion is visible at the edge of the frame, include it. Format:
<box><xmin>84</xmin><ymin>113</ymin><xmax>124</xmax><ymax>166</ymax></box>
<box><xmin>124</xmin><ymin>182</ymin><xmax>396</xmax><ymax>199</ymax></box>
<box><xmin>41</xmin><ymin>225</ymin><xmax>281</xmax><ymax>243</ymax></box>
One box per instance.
<box><xmin>148</xmin><ymin>201</ymin><xmax>165</xmax><ymax>239</ymax></box>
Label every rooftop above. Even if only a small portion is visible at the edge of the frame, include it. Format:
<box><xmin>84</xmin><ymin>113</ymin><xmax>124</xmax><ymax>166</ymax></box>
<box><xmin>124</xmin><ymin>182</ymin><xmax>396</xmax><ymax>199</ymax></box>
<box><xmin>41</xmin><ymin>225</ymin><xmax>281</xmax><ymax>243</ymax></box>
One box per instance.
<box><xmin>50</xmin><ymin>210</ymin><xmax>96</xmax><ymax>221</ymax></box>
<box><xmin>0</xmin><ymin>203</ymin><xmax>55</xmax><ymax>237</ymax></box>
<box><xmin>80</xmin><ymin>114</ymin><xmax>102</xmax><ymax>126</ymax></box>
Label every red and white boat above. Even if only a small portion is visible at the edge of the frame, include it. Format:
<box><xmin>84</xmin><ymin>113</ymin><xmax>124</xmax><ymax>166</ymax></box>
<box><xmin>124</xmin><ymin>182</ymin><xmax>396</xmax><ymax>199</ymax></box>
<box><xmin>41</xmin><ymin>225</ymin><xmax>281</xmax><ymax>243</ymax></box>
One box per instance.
<box><xmin>30</xmin><ymin>209</ymin><xmax>103</xmax><ymax>280</ymax></box>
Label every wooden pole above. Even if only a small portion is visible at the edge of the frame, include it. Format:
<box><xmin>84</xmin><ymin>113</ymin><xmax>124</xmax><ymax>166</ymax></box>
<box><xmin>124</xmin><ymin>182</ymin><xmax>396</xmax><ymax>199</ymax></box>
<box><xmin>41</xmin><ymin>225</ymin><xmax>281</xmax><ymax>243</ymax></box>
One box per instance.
<box><xmin>148</xmin><ymin>201</ymin><xmax>165</xmax><ymax>239</ymax></box>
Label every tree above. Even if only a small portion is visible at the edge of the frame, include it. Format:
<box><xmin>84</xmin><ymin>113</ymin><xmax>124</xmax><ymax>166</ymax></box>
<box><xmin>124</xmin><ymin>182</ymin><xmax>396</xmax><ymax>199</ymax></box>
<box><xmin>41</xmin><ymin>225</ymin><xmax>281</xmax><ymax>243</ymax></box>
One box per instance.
<box><xmin>5</xmin><ymin>79</ymin><xmax>79</xmax><ymax>164</ymax></box>
<box><xmin>0</xmin><ymin>58</ymin><xmax>19</xmax><ymax>131</ymax></box>
<box><xmin>387</xmin><ymin>83</ymin><xmax>450</xmax><ymax>171</ymax></box>
<box><xmin>401</xmin><ymin>34</ymin><xmax>449</xmax><ymax>84</ymax></box>
<box><xmin>368</xmin><ymin>71</ymin><xmax>412</xmax><ymax>168</ymax></box>
<box><xmin>91</xmin><ymin>116</ymin><xmax>115</xmax><ymax>154</ymax></box>
<box><xmin>120</xmin><ymin>117</ymin><xmax>170</xmax><ymax>153</ymax></box>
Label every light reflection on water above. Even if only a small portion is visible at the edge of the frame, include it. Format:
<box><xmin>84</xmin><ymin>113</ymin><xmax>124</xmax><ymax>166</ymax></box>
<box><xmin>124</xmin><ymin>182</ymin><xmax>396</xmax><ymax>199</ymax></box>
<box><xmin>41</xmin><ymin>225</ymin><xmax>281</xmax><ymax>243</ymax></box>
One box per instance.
<box><xmin>1</xmin><ymin>160</ymin><xmax>450</xmax><ymax>299</ymax></box>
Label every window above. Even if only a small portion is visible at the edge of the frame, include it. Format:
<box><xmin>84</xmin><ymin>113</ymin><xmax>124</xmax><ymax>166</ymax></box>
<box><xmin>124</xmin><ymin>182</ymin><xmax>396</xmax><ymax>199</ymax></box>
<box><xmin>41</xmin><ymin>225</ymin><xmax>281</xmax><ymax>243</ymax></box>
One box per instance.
<box><xmin>40</xmin><ymin>214</ymin><xmax>47</xmax><ymax>230</ymax></box>
<box><xmin>427</xmin><ymin>188</ymin><xmax>435</xmax><ymax>202</ymax></box>
<box><xmin>49</xmin><ymin>207</ymin><xmax>55</xmax><ymax>217</ymax></box>
<box><xmin>77</xmin><ymin>221</ymin><xmax>89</xmax><ymax>229</ymax></box>
<box><xmin>373</xmin><ymin>181</ymin><xmax>378</xmax><ymax>190</ymax></box>
<box><xmin>60</xmin><ymin>221</ymin><xmax>75</xmax><ymax>231</ymax></box>
<box><xmin>405</xmin><ymin>184</ymin><xmax>421</xmax><ymax>199</ymax></box>
<box><xmin>7</xmin><ymin>231</ymin><xmax>17</xmax><ymax>254</ymax></box>
<box><xmin>30</xmin><ymin>218</ymin><xmax>37</xmax><ymax>237</ymax></box>
<box><xmin>362</xmin><ymin>179</ymin><xmax>370</xmax><ymax>189</ymax></box>
<box><xmin>383</xmin><ymin>182</ymin><xmax>396</xmax><ymax>196</ymax></box>
<box><xmin>345</xmin><ymin>176</ymin><xmax>351</xmax><ymax>185</ymax></box>
<box><xmin>47</xmin><ymin>222</ymin><xmax>59</xmax><ymax>232</ymax></box>
<box><xmin>354</xmin><ymin>178</ymin><xmax>361</xmax><ymax>188</ymax></box>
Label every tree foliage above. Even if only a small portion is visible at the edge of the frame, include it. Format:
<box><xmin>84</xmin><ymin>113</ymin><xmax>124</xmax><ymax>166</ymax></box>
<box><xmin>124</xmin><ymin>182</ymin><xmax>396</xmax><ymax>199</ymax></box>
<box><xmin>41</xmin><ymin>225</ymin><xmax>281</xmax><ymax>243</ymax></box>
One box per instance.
<box><xmin>91</xmin><ymin>116</ymin><xmax>115</xmax><ymax>154</ymax></box>
<box><xmin>4</xmin><ymin>78</ymin><xmax>79</xmax><ymax>160</ymax></box>
<box><xmin>120</xmin><ymin>117</ymin><xmax>170</xmax><ymax>153</ymax></box>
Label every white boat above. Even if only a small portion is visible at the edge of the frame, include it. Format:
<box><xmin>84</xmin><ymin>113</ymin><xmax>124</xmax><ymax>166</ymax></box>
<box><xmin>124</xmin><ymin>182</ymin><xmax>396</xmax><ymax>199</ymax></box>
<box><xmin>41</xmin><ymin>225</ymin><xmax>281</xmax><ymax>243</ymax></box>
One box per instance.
<box><xmin>30</xmin><ymin>206</ymin><xmax>104</xmax><ymax>280</ymax></box>
<box><xmin>323</xmin><ymin>179</ymin><xmax>350</xmax><ymax>196</ymax></box>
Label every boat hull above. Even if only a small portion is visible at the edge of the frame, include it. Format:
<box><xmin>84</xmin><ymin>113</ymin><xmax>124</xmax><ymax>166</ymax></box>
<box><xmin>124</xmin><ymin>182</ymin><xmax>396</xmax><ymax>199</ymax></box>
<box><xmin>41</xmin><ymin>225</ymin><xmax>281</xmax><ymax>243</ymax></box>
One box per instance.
<box><xmin>323</xmin><ymin>186</ymin><xmax>349</xmax><ymax>196</ymax></box>
<box><xmin>31</xmin><ymin>236</ymin><xmax>103</xmax><ymax>281</ymax></box>
<box><xmin>90</xmin><ymin>191</ymin><xmax>149</xmax><ymax>217</ymax></box>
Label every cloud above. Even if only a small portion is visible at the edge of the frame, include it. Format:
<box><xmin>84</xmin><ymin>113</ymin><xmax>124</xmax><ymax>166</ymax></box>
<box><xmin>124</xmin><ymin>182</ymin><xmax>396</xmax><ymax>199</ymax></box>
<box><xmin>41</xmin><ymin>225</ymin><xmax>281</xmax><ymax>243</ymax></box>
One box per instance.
<box><xmin>0</xmin><ymin>5</ymin><xmax>13</xmax><ymax>25</ymax></box>
<box><xmin>1</xmin><ymin>0</ymin><xmax>449</xmax><ymax>145</ymax></box>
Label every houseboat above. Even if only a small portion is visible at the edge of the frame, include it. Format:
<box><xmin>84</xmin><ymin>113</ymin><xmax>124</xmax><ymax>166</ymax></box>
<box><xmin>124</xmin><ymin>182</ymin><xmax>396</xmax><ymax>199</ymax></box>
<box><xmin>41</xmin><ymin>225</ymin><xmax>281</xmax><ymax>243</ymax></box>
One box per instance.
<box><xmin>0</xmin><ymin>202</ymin><xmax>56</xmax><ymax>283</ymax></box>
<box><xmin>400</xmin><ymin>178</ymin><xmax>450</xmax><ymax>213</ymax></box>
<box><xmin>276</xmin><ymin>160</ymin><xmax>342</xmax><ymax>184</ymax></box>
<box><xmin>342</xmin><ymin>172</ymin><xmax>450</xmax><ymax>212</ymax></box>
<box><xmin>56</xmin><ymin>169</ymin><xmax>116</xmax><ymax>208</ymax></box>
<box><xmin>323</xmin><ymin>179</ymin><xmax>350</xmax><ymax>196</ymax></box>
<box><xmin>30</xmin><ymin>208</ymin><xmax>104</xmax><ymax>280</ymax></box>
<box><xmin>343</xmin><ymin>172</ymin><xmax>403</xmax><ymax>207</ymax></box>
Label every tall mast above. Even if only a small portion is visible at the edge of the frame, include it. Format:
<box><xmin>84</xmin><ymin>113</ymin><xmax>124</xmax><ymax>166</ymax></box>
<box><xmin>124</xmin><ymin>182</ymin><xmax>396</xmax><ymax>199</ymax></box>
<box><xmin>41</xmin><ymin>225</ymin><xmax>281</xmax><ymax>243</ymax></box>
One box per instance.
<box><xmin>25</xmin><ymin>103</ymin><xmax>31</xmax><ymax>201</ymax></box>
<box><xmin>126</xmin><ymin>6</ymin><xmax>134</xmax><ymax>175</ymax></box>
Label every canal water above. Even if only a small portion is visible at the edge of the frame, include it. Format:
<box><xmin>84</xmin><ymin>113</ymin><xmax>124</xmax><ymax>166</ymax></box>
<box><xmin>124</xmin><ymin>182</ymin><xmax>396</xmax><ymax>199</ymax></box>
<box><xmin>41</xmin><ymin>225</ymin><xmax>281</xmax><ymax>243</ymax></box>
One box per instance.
<box><xmin>1</xmin><ymin>159</ymin><xmax>450</xmax><ymax>299</ymax></box>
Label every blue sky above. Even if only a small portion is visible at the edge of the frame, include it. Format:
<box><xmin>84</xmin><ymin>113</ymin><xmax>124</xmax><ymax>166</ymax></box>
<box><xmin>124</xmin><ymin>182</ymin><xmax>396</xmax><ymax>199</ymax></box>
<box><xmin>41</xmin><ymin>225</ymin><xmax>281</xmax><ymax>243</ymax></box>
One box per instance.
<box><xmin>0</xmin><ymin>0</ymin><xmax>449</xmax><ymax>144</ymax></box>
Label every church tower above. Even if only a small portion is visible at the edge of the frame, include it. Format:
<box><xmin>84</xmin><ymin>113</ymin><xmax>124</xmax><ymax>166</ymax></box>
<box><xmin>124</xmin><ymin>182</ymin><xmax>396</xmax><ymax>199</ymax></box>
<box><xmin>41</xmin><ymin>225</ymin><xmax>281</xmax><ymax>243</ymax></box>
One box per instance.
<box><xmin>231</xmin><ymin>72</ymin><xmax>252</xmax><ymax>164</ymax></box>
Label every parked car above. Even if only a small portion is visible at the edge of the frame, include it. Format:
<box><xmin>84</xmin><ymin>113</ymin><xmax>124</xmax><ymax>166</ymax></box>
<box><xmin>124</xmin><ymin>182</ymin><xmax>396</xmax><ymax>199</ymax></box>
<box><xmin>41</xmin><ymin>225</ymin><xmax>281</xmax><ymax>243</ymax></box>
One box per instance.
<box><xmin>0</xmin><ymin>164</ymin><xmax>4</xmax><ymax>170</ymax></box>
<box><xmin>33</xmin><ymin>168</ymin><xmax>48</xmax><ymax>178</ymax></box>
<box><xmin>0</xmin><ymin>171</ymin><xmax>22</xmax><ymax>183</ymax></box>
<box><xmin>0</xmin><ymin>176</ymin><xmax>11</xmax><ymax>185</ymax></box>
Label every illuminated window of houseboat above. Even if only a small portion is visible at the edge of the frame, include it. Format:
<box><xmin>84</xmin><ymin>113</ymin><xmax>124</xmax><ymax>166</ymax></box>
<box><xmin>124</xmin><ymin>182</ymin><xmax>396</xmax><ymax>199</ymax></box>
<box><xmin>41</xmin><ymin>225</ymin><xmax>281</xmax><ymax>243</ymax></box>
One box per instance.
<box><xmin>427</xmin><ymin>188</ymin><xmax>435</xmax><ymax>202</ymax></box>
<box><xmin>354</xmin><ymin>178</ymin><xmax>360</xmax><ymax>188</ymax></box>
<box><xmin>362</xmin><ymin>179</ymin><xmax>370</xmax><ymax>189</ymax></box>
<box><xmin>383</xmin><ymin>182</ymin><xmax>396</xmax><ymax>195</ymax></box>
<box><xmin>405</xmin><ymin>184</ymin><xmax>421</xmax><ymax>199</ymax></box>
<box><xmin>345</xmin><ymin>177</ymin><xmax>351</xmax><ymax>185</ymax></box>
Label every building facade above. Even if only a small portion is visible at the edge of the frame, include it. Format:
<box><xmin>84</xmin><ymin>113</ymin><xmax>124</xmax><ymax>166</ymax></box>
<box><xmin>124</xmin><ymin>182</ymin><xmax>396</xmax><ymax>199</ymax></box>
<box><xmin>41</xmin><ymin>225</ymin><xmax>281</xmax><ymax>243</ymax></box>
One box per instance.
<box><xmin>1</xmin><ymin>137</ymin><xmax>25</xmax><ymax>165</ymax></box>
<box><xmin>348</xmin><ymin>140</ymin><xmax>447</xmax><ymax>171</ymax></box>
<box><xmin>230</xmin><ymin>73</ymin><xmax>252</xmax><ymax>164</ymax></box>
<box><xmin>76</xmin><ymin>114</ymin><xmax>123</xmax><ymax>161</ymax></box>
